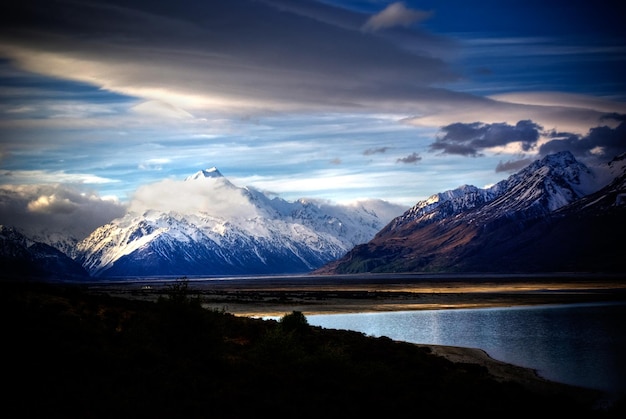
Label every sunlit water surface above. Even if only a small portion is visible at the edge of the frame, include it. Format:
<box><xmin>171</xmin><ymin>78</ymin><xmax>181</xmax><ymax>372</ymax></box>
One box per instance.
<box><xmin>303</xmin><ymin>302</ymin><xmax>626</xmax><ymax>394</ymax></box>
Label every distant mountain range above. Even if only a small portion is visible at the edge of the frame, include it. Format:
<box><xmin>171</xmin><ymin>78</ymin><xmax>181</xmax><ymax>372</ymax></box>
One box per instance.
<box><xmin>70</xmin><ymin>168</ymin><xmax>404</xmax><ymax>278</ymax></box>
<box><xmin>2</xmin><ymin>152</ymin><xmax>625</xmax><ymax>280</ymax></box>
<box><xmin>314</xmin><ymin>151</ymin><xmax>626</xmax><ymax>274</ymax></box>
<box><xmin>0</xmin><ymin>226</ymin><xmax>89</xmax><ymax>280</ymax></box>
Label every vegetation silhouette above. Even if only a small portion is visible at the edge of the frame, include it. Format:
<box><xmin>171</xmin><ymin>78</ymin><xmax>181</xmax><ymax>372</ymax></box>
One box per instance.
<box><xmin>2</xmin><ymin>280</ymin><xmax>623</xmax><ymax>418</ymax></box>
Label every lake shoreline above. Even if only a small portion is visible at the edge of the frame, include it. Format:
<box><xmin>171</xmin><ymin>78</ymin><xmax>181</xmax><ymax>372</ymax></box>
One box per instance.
<box><xmin>5</xmin><ymin>276</ymin><xmax>624</xmax><ymax>413</ymax></box>
<box><xmin>412</xmin><ymin>343</ymin><xmax>618</xmax><ymax>410</ymax></box>
<box><xmin>85</xmin><ymin>274</ymin><xmax>625</xmax><ymax>407</ymax></box>
<box><xmin>86</xmin><ymin>273</ymin><xmax>626</xmax><ymax>318</ymax></box>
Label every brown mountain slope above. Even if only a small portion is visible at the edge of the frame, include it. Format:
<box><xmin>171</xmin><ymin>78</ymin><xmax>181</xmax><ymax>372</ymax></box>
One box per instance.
<box><xmin>315</xmin><ymin>172</ymin><xmax>626</xmax><ymax>274</ymax></box>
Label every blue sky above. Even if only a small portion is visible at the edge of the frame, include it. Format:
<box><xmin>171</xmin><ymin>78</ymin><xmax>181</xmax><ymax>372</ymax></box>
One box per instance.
<box><xmin>1</xmin><ymin>0</ymin><xmax>625</xmax><ymax>237</ymax></box>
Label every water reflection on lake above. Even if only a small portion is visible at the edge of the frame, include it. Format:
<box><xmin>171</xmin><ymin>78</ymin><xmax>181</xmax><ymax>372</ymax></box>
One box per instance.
<box><xmin>306</xmin><ymin>302</ymin><xmax>626</xmax><ymax>394</ymax></box>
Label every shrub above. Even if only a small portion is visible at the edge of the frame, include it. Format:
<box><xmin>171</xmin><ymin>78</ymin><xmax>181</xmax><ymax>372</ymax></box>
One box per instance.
<box><xmin>279</xmin><ymin>310</ymin><xmax>309</xmax><ymax>334</ymax></box>
<box><xmin>159</xmin><ymin>277</ymin><xmax>199</xmax><ymax>307</ymax></box>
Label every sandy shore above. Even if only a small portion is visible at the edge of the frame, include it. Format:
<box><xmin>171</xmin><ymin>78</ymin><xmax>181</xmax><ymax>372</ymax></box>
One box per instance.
<box><xmin>413</xmin><ymin>343</ymin><xmax>613</xmax><ymax>408</ymax></box>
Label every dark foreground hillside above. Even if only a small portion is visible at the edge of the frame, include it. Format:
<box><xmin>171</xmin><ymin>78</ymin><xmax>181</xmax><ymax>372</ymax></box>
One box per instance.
<box><xmin>2</xmin><ymin>280</ymin><xmax>623</xmax><ymax>418</ymax></box>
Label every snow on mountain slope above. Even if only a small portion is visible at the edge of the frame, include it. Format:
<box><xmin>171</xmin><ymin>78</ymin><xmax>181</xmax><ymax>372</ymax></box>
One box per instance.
<box><xmin>384</xmin><ymin>184</ymin><xmax>498</xmax><ymax>233</ymax></box>
<box><xmin>184</xmin><ymin>167</ymin><xmax>225</xmax><ymax>180</ymax></box>
<box><xmin>315</xmin><ymin>151</ymin><xmax>623</xmax><ymax>274</ymax></box>
<box><xmin>28</xmin><ymin>230</ymin><xmax>79</xmax><ymax>258</ymax></box>
<box><xmin>383</xmin><ymin>151</ymin><xmax>597</xmax><ymax>236</ymax></box>
<box><xmin>1</xmin><ymin>225</ymin><xmax>89</xmax><ymax>279</ymax></box>
<box><xmin>472</xmin><ymin>150</ymin><xmax>597</xmax><ymax>221</ymax></box>
<box><xmin>75</xmin><ymin>169</ymin><xmax>406</xmax><ymax>277</ymax></box>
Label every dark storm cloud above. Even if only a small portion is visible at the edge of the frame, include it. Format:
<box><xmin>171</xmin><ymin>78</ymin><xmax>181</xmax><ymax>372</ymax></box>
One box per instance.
<box><xmin>539</xmin><ymin>118</ymin><xmax>626</xmax><ymax>162</ymax></box>
<box><xmin>363</xmin><ymin>147</ymin><xmax>390</xmax><ymax>155</ymax></box>
<box><xmin>495</xmin><ymin>157</ymin><xmax>535</xmax><ymax>173</ymax></box>
<box><xmin>396</xmin><ymin>152</ymin><xmax>422</xmax><ymax>164</ymax></box>
<box><xmin>0</xmin><ymin>0</ymin><xmax>458</xmax><ymax>113</ymax></box>
<box><xmin>0</xmin><ymin>184</ymin><xmax>126</xmax><ymax>240</ymax></box>
<box><xmin>430</xmin><ymin>120</ymin><xmax>542</xmax><ymax>156</ymax></box>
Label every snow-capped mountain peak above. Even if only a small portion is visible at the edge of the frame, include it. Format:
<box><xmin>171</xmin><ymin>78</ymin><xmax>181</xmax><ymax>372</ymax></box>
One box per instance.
<box><xmin>184</xmin><ymin>167</ymin><xmax>224</xmax><ymax>181</ymax></box>
<box><xmin>481</xmin><ymin>150</ymin><xmax>597</xmax><ymax>218</ymax></box>
<box><xmin>381</xmin><ymin>151</ymin><xmax>599</xmax><ymax>236</ymax></box>
<box><xmin>75</xmin><ymin>169</ymin><xmax>406</xmax><ymax>277</ymax></box>
<box><xmin>1</xmin><ymin>225</ymin><xmax>88</xmax><ymax>279</ymax></box>
<box><xmin>315</xmin><ymin>151</ymin><xmax>626</xmax><ymax>275</ymax></box>
<box><xmin>386</xmin><ymin>184</ymin><xmax>496</xmax><ymax>232</ymax></box>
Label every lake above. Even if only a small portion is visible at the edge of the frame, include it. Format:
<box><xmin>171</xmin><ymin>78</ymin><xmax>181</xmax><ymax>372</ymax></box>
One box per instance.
<box><xmin>304</xmin><ymin>301</ymin><xmax>626</xmax><ymax>395</ymax></box>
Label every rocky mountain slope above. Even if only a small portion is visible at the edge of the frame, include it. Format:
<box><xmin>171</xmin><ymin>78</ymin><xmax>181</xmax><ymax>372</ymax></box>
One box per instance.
<box><xmin>73</xmin><ymin>168</ymin><xmax>405</xmax><ymax>277</ymax></box>
<box><xmin>315</xmin><ymin>151</ymin><xmax>626</xmax><ymax>274</ymax></box>
<box><xmin>0</xmin><ymin>225</ymin><xmax>89</xmax><ymax>280</ymax></box>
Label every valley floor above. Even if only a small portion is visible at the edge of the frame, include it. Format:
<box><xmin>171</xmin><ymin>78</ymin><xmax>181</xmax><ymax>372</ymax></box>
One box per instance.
<box><xmin>83</xmin><ymin>272</ymin><xmax>626</xmax><ymax>412</ymax></box>
<box><xmin>87</xmin><ymin>272</ymin><xmax>626</xmax><ymax>317</ymax></box>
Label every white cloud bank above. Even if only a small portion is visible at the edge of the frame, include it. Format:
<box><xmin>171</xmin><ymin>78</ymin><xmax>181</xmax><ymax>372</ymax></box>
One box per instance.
<box><xmin>128</xmin><ymin>177</ymin><xmax>261</xmax><ymax>219</ymax></box>
<box><xmin>0</xmin><ymin>184</ymin><xmax>126</xmax><ymax>240</ymax></box>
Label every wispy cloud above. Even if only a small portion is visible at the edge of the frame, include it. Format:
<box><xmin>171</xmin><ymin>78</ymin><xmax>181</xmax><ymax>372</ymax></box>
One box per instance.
<box><xmin>138</xmin><ymin>158</ymin><xmax>171</xmax><ymax>171</ymax></box>
<box><xmin>495</xmin><ymin>157</ymin><xmax>535</xmax><ymax>173</ymax></box>
<box><xmin>1</xmin><ymin>1</ymin><xmax>621</xmax><ymax>136</ymax></box>
<box><xmin>362</xmin><ymin>2</ymin><xmax>432</xmax><ymax>32</ymax></box>
<box><xmin>0</xmin><ymin>0</ymin><xmax>624</xmax><ymax>216</ymax></box>
<box><xmin>0</xmin><ymin>170</ymin><xmax>119</xmax><ymax>185</ymax></box>
<box><xmin>234</xmin><ymin>167</ymin><xmax>425</xmax><ymax>205</ymax></box>
<box><xmin>489</xmin><ymin>92</ymin><xmax>626</xmax><ymax>116</ymax></box>
<box><xmin>363</xmin><ymin>147</ymin><xmax>390</xmax><ymax>155</ymax></box>
<box><xmin>404</xmin><ymin>93</ymin><xmax>619</xmax><ymax>136</ymax></box>
<box><xmin>0</xmin><ymin>0</ymin><xmax>453</xmax><ymax>117</ymax></box>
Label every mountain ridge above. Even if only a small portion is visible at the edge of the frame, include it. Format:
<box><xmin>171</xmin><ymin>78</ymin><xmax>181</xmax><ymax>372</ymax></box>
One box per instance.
<box><xmin>3</xmin><ymin>152</ymin><xmax>625</xmax><ymax>280</ymax></box>
<box><xmin>73</xmin><ymin>170</ymin><xmax>406</xmax><ymax>278</ymax></box>
<box><xmin>0</xmin><ymin>225</ymin><xmax>89</xmax><ymax>280</ymax></box>
<box><xmin>315</xmin><ymin>151</ymin><xmax>626</xmax><ymax>274</ymax></box>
